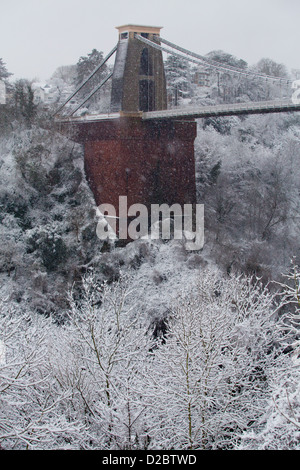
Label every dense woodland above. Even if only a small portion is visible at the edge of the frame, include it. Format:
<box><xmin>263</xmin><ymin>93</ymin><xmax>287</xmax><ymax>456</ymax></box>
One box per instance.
<box><xmin>0</xmin><ymin>49</ymin><xmax>300</xmax><ymax>449</ymax></box>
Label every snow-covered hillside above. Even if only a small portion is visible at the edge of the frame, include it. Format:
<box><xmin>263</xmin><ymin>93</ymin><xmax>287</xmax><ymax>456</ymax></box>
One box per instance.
<box><xmin>1</xmin><ymin>50</ymin><xmax>300</xmax><ymax>450</ymax></box>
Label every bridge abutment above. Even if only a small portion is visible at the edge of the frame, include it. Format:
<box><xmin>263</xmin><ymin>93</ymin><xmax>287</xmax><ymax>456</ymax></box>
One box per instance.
<box><xmin>65</xmin><ymin>116</ymin><xmax>197</xmax><ymax>218</ymax></box>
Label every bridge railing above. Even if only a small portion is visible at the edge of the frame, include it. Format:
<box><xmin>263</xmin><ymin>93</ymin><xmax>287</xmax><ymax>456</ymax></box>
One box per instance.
<box><xmin>142</xmin><ymin>99</ymin><xmax>300</xmax><ymax>120</ymax></box>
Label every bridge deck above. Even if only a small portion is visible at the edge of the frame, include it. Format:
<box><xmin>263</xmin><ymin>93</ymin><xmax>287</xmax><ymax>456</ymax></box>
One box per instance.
<box><xmin>55</xmin><ymin>100</ymin><xmax>300</xmax><ymax>124</ymax></box>
<box><xmin>56</xmin><ymin>112</ymin><xmax>121</xmax><ymax>123</ymax></box>
<box><xmin>143</xmin><ymin>100</ymin><xmax>300</xmax><ymax>120</ymax></box>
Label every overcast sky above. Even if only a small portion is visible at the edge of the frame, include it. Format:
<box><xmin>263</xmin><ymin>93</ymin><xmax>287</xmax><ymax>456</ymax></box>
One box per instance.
<box><xmin>1</xmin><ymin>0</ymin><xmax>299</xmax><ymax>81</ymax></box>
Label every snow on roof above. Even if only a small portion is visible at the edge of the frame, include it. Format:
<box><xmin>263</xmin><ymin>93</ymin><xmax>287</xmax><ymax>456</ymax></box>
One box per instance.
<box><xmin>112</xmin><ymin>38</ymin><xmax>128</xmax><ymax>79</ymax></box>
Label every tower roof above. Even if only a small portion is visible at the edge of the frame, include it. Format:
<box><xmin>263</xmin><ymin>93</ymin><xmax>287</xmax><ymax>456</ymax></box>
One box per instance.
<box><xmin>116</xmin><ymin>24</ymin><xmax>163</xmax><ymax>35</ymax></box>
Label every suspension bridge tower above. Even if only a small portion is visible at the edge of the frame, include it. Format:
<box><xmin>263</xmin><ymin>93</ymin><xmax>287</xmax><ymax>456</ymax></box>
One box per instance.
<box><xmin>110</xmin><ymin>24</ymin><xmax>168</xmax><ymax>113</ymax></box>
<box><xmin>58</xmin><ymin>25</ymin><xmax>197</xmax><ymax>235</ymax></box>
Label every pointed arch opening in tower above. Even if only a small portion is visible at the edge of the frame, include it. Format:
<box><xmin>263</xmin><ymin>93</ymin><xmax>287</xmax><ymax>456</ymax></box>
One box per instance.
<box><xmin>139</xmin><ymin>48</ymin><xmax>153</xmax><ymax>76</ymax></box>
<box><xmin>139</xmin><ymin>80</ymin><xmax>155</xmax><ymax>111</ymax></box>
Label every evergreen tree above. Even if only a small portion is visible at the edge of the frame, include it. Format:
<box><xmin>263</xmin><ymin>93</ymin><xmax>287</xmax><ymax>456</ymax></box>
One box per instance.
<box><xmin>164</xmin><ymin>55</ymin><xmax>192</xmax><ymax>105</ymax></box>
<box><xmin>13</xmin><ymin>79</ymin><xmax>37</xmax><ymax>127</ymax></box>
<box><xmin>206</xmin><ymin>50</ymin><xmax>248</xmax><ymax>70</ymax></box>
<box><xmin>75</xmin><ymin>48</ymin><xmax>107</xmax><ymax>98</ymax></box>
<box><xmin>0</xmin><ymin>58</ymin><xmax>12</xmax><ymax>82</ymax></box>
<box><xmin>255</xmin><ymin>58</ymin><xmax>288</xmax><ymax>78</ymax></box>
<box><xmin>205</xmin><ymin>50</ymin><xmax>248</xmax><ymax>102</ymax></box>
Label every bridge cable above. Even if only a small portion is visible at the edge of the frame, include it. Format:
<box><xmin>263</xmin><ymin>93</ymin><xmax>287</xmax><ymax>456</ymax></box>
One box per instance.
<box><xmin>53</xmin><ymin>44</ymin><xmax>117</xmax><ymax>117</ymax></box>
<box><xmin>136</xmin><ymin>34</ymin><xmax>291</xmax><ymax>84</ymax></box>
<box><xmin>159</xmin><ymin>37</ymin><xmax>292</xmax><ymax>83</ymax></box>
<box><xmin>136</xmin><ymin>34</ymin><xmax>208</xmax><ymax>68</ymax></box>
<box><xmin>68</xmin><ymin>72</ymin><xmax>113</xmax><ymax>116</ymax></box>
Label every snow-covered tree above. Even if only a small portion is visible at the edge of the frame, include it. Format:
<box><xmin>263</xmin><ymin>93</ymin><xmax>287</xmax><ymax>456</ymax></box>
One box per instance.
<box><xmin>64</xmin><ymin>272</ymin><xmax>154</xmax><ymax>449</ymax></box>
<box><xmin>145</xmin><ymin>269</ymin><xmax>281</xmax><ymax>449</ymax></box>
<box><xmin>275</xmin><ymin>259</ymin><xmax>300</xmax><ymax>363</ymax></box>
<box><xmin>254</xmin><ymin>58</ymin><xmax>288</xmax><ymax>79</ymax></box>
<box><xmin>164</xmin><ymin>55</ymin><xmax>192</xmax><ymax>106</ymax></box>
<box><xmin>0</xmin><ymin>58</ymin><xmax>12</xmax><ymax>82</ymax></box>
<box><xmin>13</xmin><ymin>79</ymin><xmax>37</xmax><ymax>127</ymax></box>
<box><xmin>237</xmin><ymin>363</ymin><xmax>300</xmax><ymax>450</ymax></box>
<box><xmin>76</xmin><ymin>49</ymin><xmax>107</xmax><ymax>90</ymax></box>
<box><xmin>74</xmin><ymin>49</ymin><xmax>110</xmax><ymax>111</ymax></box>
<box><xmin>0</xmin><ymin>260</ymin><xmax>299</xmax><ymax>450</ymax></box>
<box><xmin>237</xmin><ymin>260</ymin><xmax>300</xmax><ymax>449</ymax></box>
<box><xmin>0</xmin><ymin>300</ymin><xmax>81</xmax><ymax>449</ymax></box>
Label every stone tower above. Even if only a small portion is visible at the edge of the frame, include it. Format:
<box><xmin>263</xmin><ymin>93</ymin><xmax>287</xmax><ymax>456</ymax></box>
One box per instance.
<box><xmin>110</xmin><ymin>25</ymin><xmax>167</xmax><ymax>113</ymax></box>
<box><xmin>58</xmin><ymin>25</ymin><xmax>197</xmax><ymax>240</ymax></box>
